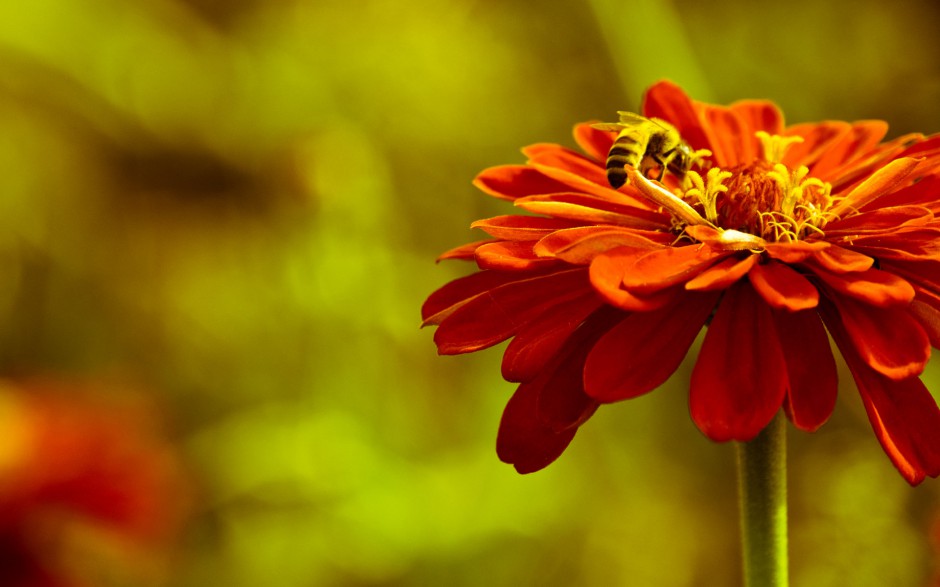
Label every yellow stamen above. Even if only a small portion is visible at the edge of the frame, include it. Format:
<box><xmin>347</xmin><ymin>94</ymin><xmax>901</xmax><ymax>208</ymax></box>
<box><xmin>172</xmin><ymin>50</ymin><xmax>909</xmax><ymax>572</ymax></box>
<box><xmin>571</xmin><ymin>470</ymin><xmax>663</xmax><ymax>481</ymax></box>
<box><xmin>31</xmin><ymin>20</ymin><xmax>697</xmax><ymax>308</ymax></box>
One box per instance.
<box><xmin>684</xmin><ymin>167</ymin><xmax>732</xmax><ymax>223</ymax></box>
<box><xmin>756</xmin><ymin>131</ymin><xmax>804</xmax><ymax>164</ymax></box>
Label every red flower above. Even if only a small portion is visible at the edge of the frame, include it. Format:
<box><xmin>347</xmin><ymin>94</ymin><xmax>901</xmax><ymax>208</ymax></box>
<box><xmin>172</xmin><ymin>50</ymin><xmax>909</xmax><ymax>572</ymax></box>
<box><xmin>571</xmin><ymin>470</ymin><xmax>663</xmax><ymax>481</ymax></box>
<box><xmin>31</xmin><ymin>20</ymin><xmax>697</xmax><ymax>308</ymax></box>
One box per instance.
<box><xmin>422</xmin><ymin>81</ymin><xmax>940</xmax><ymax>484</ymax></box>
<box><xmin>0</xmin><ymin>380</ymin><xmax>190</xmax><ymax>587</ymax></box>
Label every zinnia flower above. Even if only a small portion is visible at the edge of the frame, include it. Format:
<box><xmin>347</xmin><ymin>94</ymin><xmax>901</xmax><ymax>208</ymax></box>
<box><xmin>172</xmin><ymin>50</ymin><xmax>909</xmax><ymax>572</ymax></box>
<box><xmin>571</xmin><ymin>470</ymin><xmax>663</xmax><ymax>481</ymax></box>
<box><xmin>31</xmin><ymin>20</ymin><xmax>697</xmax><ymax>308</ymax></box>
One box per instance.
<box><xmin>422</xmin><ymin>80</ymin><xmax>940</xmax><ymax>484</ymax></box>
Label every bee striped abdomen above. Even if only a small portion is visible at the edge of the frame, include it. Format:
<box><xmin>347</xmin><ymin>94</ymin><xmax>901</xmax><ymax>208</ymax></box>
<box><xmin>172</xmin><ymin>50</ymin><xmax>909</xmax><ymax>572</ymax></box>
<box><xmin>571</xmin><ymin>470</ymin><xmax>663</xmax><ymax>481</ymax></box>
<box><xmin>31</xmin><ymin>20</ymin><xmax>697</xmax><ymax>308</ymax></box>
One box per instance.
<box><xmin>606</xmin><ymin>133</ymin><xmax>647</xmax><ymax>189</ymax></box>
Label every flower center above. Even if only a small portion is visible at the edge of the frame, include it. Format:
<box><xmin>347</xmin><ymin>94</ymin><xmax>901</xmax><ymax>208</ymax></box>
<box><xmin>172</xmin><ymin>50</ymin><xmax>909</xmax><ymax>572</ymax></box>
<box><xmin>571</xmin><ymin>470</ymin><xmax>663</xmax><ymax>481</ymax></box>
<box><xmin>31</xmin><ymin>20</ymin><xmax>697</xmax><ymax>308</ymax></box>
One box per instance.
<box><xmin>678</xmin><ymin>133</ymin><xmax>835</xmax><ymax>244</ymax></box>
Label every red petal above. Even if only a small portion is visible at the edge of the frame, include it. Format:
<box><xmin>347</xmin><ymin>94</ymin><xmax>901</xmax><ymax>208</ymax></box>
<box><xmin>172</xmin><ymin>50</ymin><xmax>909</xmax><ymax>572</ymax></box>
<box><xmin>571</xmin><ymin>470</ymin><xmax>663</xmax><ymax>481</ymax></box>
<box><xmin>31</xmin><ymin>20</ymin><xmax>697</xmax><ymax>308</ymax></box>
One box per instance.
<box><xmin>823</xmin><ymin>303</ymin><xmax>940</xmax><ymax>484</ymax></box>
<box><xmin>471</xmin><ymin>215</ymin><xmax>584</xmax><ymax>241</ymax></box>
<box><xmin>583</xmin><ymin>292</ymin><xmax>719</xmax><ymax>402</ymax></box>
<box><xmin>475</xmin><ymin>241</ymin><xmax>560</xmax><ymax>271</ymax></box>
<box><xmin>773</xmin><ymin>309</ymin><xmax>837</xmax><ymax>432</ymax></box>
<box><xmin>825</xmin><ymin>294</ymin><xmax>929</xmax><ymax>380</ymax></box>
<box><xmin>862</xmin><ymin>174</ymin><xmax>940</xmax><ymax>213</ymax></box>
<box><xmin>502</xmin><ymin>293</ymin><xmax>605</xmax><ymax>382</ymax></box>
<box><xmin>473</xmin><ymin>165</ymin><xmax>573</xmax><ymax>200</ymax></box>
<box><xmin>524</xmin><ymin>144</ymin><xmax>611</xmax><ymax>190</ymax></box>
<box><xmin>589</xmin><ymin>248</ymin><xmax>680</xmax><ymax>311</ymax></box>
<box><xmin>849</xmin><ymin>228</ymin><xmax>940</xmax><ymax>262</ymax></box>
<box><xmin>811</xmin><ymin>266</ymin><xmax>914</xmax><ymax>308</ymax></box>
<box><xmin>496</xmin><ymin>379</ymin><xmax>578</xmax><ymax>474</ymax></box>
<box><xmin>535</xmin><ymin>226</ymin><xmax>670</xmax><ymax>265</ymax></box>
<box><xmin>621</xmin><ymin>244</ymin><xmax>729</xmax><ymax>293</ymax></box>
<box><xmin>574</xmin><ymin>122</ymin><xmax>615</xmax><ymax>163</ymax></box>
<box><xmin>642</xmin><ymin>80</ymin><xmax>711</xmax><ymax>153</ymax></box>
<box><xmin>685</xmin><ymin>254</ymin><xmax>758</xmax><ymax>291</ymax></box>
<box><xmin>811</xmin><ymin>120</ymin><xmax>889</xmax><ymax>179</ymax></box>
<box><xmin>781</xmin><ymin>121</ymin><xmax>852</xmax><ymax>169</ymax></box>
<box><xmin>909</xmin><ymin>297</ymin><xmax>940</xmax><ymax>348</ymax></box>
<box><xmin>690</xmin><ymin>281</ymin><xmax>788</xmax><ymax>441</ymax></box>
<box><xmin>422</xmin><ymin>270</ymin><xmax>531</xmax><ymax>324</ymax></box>
<box><xmin>748</xmin><ymin>261</ymin><xmax>819</xmax><ymax>311</ymax></box>
<box><xmin>434</xmin><ymin>268</ymin><xmax>591</xmax><ymax>354</ymax></box>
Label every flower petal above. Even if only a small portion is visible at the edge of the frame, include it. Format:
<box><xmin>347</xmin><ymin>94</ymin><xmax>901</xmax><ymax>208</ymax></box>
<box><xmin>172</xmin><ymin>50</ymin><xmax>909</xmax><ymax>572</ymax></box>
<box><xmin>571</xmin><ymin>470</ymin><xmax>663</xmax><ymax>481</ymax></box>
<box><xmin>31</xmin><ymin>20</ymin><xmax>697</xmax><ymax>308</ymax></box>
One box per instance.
<box><xmin>823</xmin><ymin>303</ymin><xmax>940</xmax><ymax>484</ymax></box>
<box><xmin>535</xmin><ymin>226</ymin><xmax>669</xmax><ymax>265</ymax></box>
<box><xmin>748</xmin><ymin>261</ymin><xmax>819</xmax><ymax>311</ymax></box>
<box><xmin>475</xmin><ymin>241</ymin><xmax>560</xmax><ymax>271</ymax></box>
<box><xmin>496</xmin><ymin>379</ymin><xmax>579</xmax><ymax>474</ymax></box>
<box><xmin>690</xmin><ymin>281</ymin><xmax>788</xmax><ymax>441</ymax></box>
<box><xmin>849</xmin><ymin>228</ymin><xmax>940</xmax><ymax>262</ymax></box>
<box><xmin>422</xmin><ymin>270</ymin><xmax>533</xmax><ymax>325</ymax></box>
<box><xmin>501</xmin><ymin>293</ymin><xmax>605</xmax><ymax>383</ymax></box>
<box><xmin>436</xmin><ymin>239</ymin><xmax>498</xmax><ymax>262</ymax></box>
<box><xmin>810</xmin><ymin>245</ymin><xmax>874</xmax><ymax>273</ymax></box>
<box><xmin>730</xmin><ymin>99</ymin><xmax>784</xmax><ymax>138</ymax></box>
<box><xmin>763</xmin><ymin>240</ymin><xmax>829</xmax><ymax>263</ymax></box>
<box><xmin>621</xmin><ymin>244</ymin><xmax>730</xmax><ymax>293</ymax></box>
<box><xmin>514</xmin><ymin>193</ymin><xmax>669</xmax><ymax>229</ymax></box>
<box><xmin>642</xmin><ymin>80</ymin><xmax>711</xmax><ymax>153</ymax></box>
<box><xmin>574</xmin><ymin>122</ymin><xmax>615</xmax><ymax>163</ymax></box>
<box><xmin>811</xmin><ymin>266</ymin><xmax>915</xmax><ymax>308</ymax></box>
<box><xmin>473</xmin><ymin>165</ymin><xmax>573</xmax><ymax>200</ymax></box>
<box><xmin>773</xmin><ymin>309</ymin><xmax>837</xmax><ymax>432</ymax></box>
<box><xmin>782</xmin><ymin>121</ymin><xmax>852</xmax><ymax>169</ymax></box>
<box><xmin>589</xmin><ymin>248</ymin><xmax>680</xmax><ymax>311</ymax></box>
<box><xmin>434</xmin><ymin>269</ymin><xmax>591</xmax><ymax>354</ymax></box>
<box><xmin>811</xmin><ymin>120</ymin><xmax>889</xmax><ymax>179</ymax></box>
<box><xmin>583</xmin><ymin>292</ymin><xmax>719</xmax><ymax>402</ymax></box>
<box><xmin>703</xmin><ymin>106</ymin><xmax>751</xmax><ymax>167</ymax></box>
<box><xmin>824</xmin><ymin>205</ymin><xmax>933</xmax><ymax>236</ymax></box>
<box><xmin>685</xmin><ymin>254</ymin><xmax>758</xmax><ymax>291</ymax></box>
<box><xmin>471</xmin><ymin>215</ymin><xmax>584</xmax><ymax>241</ymax></box>
<box><xmin>824</xmin><ymin>293</ymin><xmax>929</xmax><ymax>380</ymax></box>
<box><xmin>829</xmin><ymin>157</ymin><xmax>920</xmax><ymax>219</ymax></box>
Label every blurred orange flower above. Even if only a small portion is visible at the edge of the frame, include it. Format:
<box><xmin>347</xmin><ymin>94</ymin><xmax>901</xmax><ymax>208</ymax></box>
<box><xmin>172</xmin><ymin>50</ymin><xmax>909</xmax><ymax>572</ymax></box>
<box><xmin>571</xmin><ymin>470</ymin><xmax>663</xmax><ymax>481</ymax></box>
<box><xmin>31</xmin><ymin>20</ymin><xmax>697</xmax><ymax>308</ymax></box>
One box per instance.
<box><xmin>0</xmin><ymin>379</ymin><xmax>190</xmax><ymax>587</ymax></box>
<box><xmin>423</xmin><ymin>81</ymin><xmax>940</xmax><ymax>484</ymax></box>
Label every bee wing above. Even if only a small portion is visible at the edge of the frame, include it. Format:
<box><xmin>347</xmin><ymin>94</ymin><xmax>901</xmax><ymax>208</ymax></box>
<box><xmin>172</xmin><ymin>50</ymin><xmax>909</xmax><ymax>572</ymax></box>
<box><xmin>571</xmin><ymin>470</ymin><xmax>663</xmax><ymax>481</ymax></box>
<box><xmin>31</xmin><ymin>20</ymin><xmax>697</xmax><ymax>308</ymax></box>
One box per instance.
<box><xmin>616</xmin><ymin>111</ymin><xmax>650</xmax><ymax>125</ymax></box>
<box><xmin>591</xmin><ymin>122</ymin><xmax>626</xmax><ymax>132</ymax></box>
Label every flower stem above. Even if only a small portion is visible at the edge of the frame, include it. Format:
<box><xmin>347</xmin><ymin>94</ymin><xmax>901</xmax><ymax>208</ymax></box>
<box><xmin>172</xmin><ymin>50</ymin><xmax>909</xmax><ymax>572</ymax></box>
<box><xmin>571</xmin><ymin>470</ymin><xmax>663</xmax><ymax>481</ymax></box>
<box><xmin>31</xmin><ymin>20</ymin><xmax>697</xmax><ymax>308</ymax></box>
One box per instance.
<box><xmin>736</xmin><ymin>412</ymin><xmax>788</xmax><ymax>587</ymax></box>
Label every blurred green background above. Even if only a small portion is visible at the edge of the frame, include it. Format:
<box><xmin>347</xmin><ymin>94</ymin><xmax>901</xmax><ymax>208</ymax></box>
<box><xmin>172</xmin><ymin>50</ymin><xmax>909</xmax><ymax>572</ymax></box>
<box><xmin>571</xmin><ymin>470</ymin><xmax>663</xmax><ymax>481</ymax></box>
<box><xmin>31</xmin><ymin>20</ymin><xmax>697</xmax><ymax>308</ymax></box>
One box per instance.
<box><xmin>2</xmin><ymin>0</ymin><xmax>940</xmax><ymax>585</ymax></box>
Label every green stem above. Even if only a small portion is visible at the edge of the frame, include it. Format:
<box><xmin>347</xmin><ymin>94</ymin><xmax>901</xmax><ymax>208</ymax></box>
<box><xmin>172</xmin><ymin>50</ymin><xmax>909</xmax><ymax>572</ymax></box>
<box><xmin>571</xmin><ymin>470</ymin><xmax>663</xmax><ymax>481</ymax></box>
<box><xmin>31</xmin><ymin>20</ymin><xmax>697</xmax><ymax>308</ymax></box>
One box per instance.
<box><xmin>736</xmin><ymin>412</ymin><xmax>789</xmax><ymax>587</ymax></box>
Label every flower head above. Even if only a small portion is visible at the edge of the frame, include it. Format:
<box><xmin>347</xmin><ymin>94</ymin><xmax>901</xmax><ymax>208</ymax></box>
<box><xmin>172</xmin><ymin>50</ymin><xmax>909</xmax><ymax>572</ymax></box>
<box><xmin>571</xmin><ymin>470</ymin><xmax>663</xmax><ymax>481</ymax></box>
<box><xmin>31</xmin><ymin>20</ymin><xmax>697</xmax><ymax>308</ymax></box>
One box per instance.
<box><xmin>422</xmin><ymin>81</ymin><xmax>940</xmax><ymax>484</ymax></box>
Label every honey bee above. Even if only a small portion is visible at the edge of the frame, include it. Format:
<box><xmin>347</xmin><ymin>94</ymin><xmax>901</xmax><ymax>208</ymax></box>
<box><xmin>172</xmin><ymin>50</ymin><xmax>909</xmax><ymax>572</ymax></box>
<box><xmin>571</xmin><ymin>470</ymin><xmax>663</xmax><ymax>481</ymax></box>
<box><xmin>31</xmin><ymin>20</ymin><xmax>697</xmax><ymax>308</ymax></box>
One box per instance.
<box><xmin>593</xmin><ymin>112</ymin><xmax>707</xmax><ymax>189</ymax></box>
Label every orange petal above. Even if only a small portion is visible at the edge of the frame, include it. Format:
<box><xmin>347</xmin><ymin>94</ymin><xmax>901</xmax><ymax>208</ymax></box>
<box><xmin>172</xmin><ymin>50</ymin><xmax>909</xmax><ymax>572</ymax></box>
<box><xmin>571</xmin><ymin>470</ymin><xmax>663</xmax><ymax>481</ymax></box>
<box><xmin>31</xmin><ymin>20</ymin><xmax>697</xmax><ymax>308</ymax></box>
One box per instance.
<box><xmin>826</xmin><ymin>294</ymin><xmax>929</xmax><ymax>380</ymax></box>
<box><xmin>471</xmin><ymin>215</ymin><xmax>584</xmax><ymax>241</ymax></box>
<box><xmin>535</xmin><ymin>226</ymin><xmax>670</xmax><ymax>265</ymax></box>
<box><xmin>524</xmin><ymin>144</ymin><xmax>611</xmax><ymax>189</ymax></box>
<box><xmin>641</xmin><ymin>80</ymin><xmax>712</xmax><ymax>152</ymax></box>
<box><xmin>473</xmin><ymin>165</ymin><xmax>573</xmax><ymax>200</ymax></box>
<box><xmin>812</xmin><ymin>266</ymin><xmax>914</xmax><ymax>308</ymax></box>
<box><xmin>829</xmin><ymin>157</ymin><xmax>920</xmax><ymax>219</ymax></box>
<box><xmin>690</xmin><ymin>281</ymin><xmax>788</xmax><ymax>442</ymax></box>
<box><xmin>514</xmin><ymin>193</ymin><xmax>669</xmax><ymax>229</ymax></box>
<box><xmin>810</xmin><ymin>245</ymin><xmax>874</xmax><ymax>273</ymax></box>
<box><xmin>574</xmin><ymin>122</ymin><xmax>615</xmax><ymax>163</ymax></box>
<box><xmin>909</xmin><ymin>297</ymin><xmax>940</xmax><ymax>349</ymax></box>
<box><xmin>811</xmin><ymin>120</ymin><xmax>889</xmax><ymax>179</ymax></box>
<box><xmin>621</xmin><ymin>244</ymin><xmax>729</xmax><ymax>293</ymax></box>
<box><xmin>583</xmin><ymin>292</ymin><xmax>719</xmax><ymax>402</ymax></box>
<box><xmin>824</xmin><ymin>205</ymin><xmax>933</xmax><ymax>236</ymax></box>
<box><xmin>475</xmin><ymin>241</ymin><xmax>561</xmax><ymax>271</ymax></box>
<box><xmin>589</xmin><ymin>248</ymin><xmax>680</xmax><ymax>311</ymax></box>
<box><xmin>850</xmin><ymin>228</ymin><xmax>940</xmax><ymax>261</ymax></box>
<box><xmin>703</xmin><ymin>106</ymin><xmax>751</xmax><ymax>166</ymax></box>
<box><xmin>862</xmin><ymin>174</ymin><xmax>940</xmax><ymax>213</ymax></box>
<box><xmin>763</xmin><ymin>240</ymin><xmax>829</xmax><ymax>263</ymax></box>
<box><xmin>774</xmin><ymin>309</ymin><xmax>837</xmax><ymax>432</ymax></box>
<box><xmin>685</xmin><ymin>254</ymin><xmax>758</xmax><ymax>291</ymax></box>
<box><xmin>781</xmin><ymin>121</ymin><xmax>852</xmax><ymax>169</ymax></box>
<box><xmin>748</xmin><ymin>261</ymin><xmax>819</xmax><ymax>311</ymax></box>
<box><xmin>730</xmin><ymin>99</ymin><xmax>784</xmax><ymax>138</ymax></box>
<box><xmin>436</xmin><ymin>239</ymin><xmax>497</xmax><ymax>262</ymax></box>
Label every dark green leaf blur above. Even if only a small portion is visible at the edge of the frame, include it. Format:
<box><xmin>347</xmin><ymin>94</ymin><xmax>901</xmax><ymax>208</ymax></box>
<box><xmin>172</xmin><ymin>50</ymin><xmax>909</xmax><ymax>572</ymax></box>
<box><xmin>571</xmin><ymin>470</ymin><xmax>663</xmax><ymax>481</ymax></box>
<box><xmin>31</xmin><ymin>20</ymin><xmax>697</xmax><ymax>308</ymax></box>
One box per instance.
<box><xmin>1</xmin><ymin>0</ymin><xmax>939</xmax><ymax>585</ymax></box>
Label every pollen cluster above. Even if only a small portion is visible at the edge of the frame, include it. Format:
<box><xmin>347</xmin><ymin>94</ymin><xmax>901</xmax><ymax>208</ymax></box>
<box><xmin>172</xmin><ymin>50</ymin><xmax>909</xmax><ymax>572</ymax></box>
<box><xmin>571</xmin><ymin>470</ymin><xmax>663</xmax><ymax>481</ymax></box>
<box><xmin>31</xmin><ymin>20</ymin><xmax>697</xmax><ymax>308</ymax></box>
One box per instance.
<box><xmin>677</xmin><ymin>132</ymin><xmax>837</xmax><ymax>244</ymax></box>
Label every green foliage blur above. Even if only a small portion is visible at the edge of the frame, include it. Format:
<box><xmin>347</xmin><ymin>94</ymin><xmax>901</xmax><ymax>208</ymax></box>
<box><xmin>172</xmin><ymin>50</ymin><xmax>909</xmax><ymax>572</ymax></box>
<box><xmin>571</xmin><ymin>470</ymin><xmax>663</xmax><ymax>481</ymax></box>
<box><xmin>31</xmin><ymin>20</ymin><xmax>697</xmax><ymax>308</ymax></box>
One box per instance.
<box><xmin>2</xmin><ymin>0</ymin><xmax>940</xmax><ymax>585</ymax></box>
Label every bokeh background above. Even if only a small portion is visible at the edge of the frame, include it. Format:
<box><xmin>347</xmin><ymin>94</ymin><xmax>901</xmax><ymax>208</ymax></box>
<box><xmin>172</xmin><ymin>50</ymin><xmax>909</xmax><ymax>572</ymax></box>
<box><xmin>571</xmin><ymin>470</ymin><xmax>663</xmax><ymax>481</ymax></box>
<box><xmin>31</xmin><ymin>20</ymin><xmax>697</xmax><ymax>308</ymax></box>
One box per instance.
<box><xmin>2</xmin><ymin>0</ymin><xmax>940</xmax><ymax>585</ymax></box>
